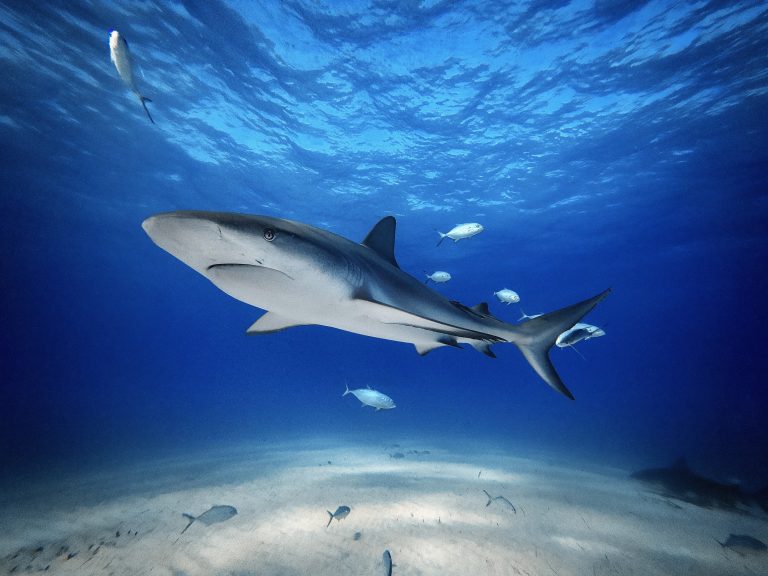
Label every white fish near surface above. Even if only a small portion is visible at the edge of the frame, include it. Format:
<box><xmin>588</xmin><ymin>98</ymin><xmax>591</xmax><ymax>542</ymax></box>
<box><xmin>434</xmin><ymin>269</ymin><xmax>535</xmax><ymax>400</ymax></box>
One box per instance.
<box><xmin>494</xmin><ymin>288</ymin><xmax>520</xmax><ymax>304</ymax></box>
<box><xmin>109</xmin><ymin>30</ymin><xmax>154</xmax><ymax>124</ymax></box>
<box><xmin>343</xmin><ymin>384</ymin><xmax>396</xmax><ymax>411</ymax></box>
<box><xmin>556</xmin><ymin>323</ymin><xmax>605</xmax><ymax>348</ymax></box>
<box><xmin>436</xmin><ymin>222</ymin><xmax>483</xmax><ymax>246</ymax></box>
<box><xmin>425</xmin><ymin>270</ymin><xmax>451</xmax><ymax>284</ymax></box>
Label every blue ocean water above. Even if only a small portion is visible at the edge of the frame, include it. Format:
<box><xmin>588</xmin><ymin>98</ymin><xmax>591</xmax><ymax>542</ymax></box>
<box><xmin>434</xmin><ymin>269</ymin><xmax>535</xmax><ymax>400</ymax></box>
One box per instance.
<box><xmin>1</xmin><ymin>0</ymin><xmax>766</xmax><ymax>493</ymax></box>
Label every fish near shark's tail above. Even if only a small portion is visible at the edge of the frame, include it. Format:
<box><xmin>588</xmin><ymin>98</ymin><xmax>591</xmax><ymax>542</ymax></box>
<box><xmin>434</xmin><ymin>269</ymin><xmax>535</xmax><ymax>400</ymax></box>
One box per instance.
<box><xmin>510</xmin><ymin>289</ymin><xmax>610</xmax><ymax>399</ymax></box>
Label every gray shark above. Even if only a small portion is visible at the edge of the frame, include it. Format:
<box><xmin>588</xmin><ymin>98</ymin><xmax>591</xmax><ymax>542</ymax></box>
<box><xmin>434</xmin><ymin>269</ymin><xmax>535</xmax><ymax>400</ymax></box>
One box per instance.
<box><xmin>142</xmin><ymin>212</ymin><xmax>610</xmax><ymax>399</ymax></box>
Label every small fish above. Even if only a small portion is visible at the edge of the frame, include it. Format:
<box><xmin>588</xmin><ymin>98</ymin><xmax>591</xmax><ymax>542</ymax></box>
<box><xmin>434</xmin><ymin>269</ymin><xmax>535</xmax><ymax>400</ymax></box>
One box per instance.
<box><xmin>494</xmin><ymin>289</ymin><xmax>520</xmax><ymax>304</ymax></box>
<box><xmin>326</xmin><ymin>505</ymin><xmax>351</xmax><ymax>527</ymax></box>
<box><xmin>180</xmin><ymin>505</ymin><xmax>237</xmax><ymax>534</ymax></box>
<box><xmin>718</xmin><ymin>533</ymin><xmax>767</xmax><ymax>555</ymax></box>
<box><xmin>518</xmin><ymin>309</ymin><xmax>542</xmax><ymax>321</ymax></box>
<box><xmin>556</xmin><ymin>323</ymin><xmax>605</xmax><ymax>348</ymax></box>
<box><xmin>436</xmin><ymin>222</ymin><xmax>483</xmax><ymax>246</ymax></box>
<box><xmin>424</xmin><ymin>270</ymin><xmax>451</xmax><ymax>284</ymax></box>
<box><xmin>109</xmin><ymin>30</ymin><xmax>154</xmax><ymax>124</ymax></box>
<box><xmin>483</xmin><ymin>489</ymin><xmax>517</xmax><ymax>513</ymax></box>
<box><xmin>390</xmin><ymin>452</ymin><xmax>405</xmax><ymax>459</ymax></box>
<box><xmin>382</xmin><ymin>549</ymin><xmax>393</xmax><ymax>576</ymax></box>
<box><xmin>343</xmin><ymin>383</ymin><xmax>396</xmax><ymax>411</ymax></box>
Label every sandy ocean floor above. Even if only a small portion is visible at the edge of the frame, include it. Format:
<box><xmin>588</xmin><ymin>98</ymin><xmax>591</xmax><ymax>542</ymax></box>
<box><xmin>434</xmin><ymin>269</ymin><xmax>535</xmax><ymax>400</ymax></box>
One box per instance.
<box><xmin>0</xmin><ymin>439</ymin><xmax>766</xmax><ymax>576</ymax></box>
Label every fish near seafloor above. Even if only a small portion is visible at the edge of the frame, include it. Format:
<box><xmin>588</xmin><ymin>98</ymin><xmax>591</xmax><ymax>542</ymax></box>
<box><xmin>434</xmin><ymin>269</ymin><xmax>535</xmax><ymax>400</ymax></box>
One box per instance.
<box><xmin>180</xmin><ymin>505</ymin><xmax>237</xmax><ymax>534</ymax></box>
<box><xmin>326</xmin><ymin>505</ymin><xmax>351</xmax><ymax>527</ymax></box>
<box><xmin>142</xmin><ymin>212</ymin><xmax>610</xmax><ymax>400</ymax></box>
<box><xmin>718</xmin><ymin>534</ymin><xmax>767</xmax><ymax>555</ymax></box>
<box><xmin>343</xmin><ymin>383</ymin><xmax>396</xmax><ymax>410</ymax></box>
<box><xmin>436</xmin><ymin>222</ymin><xmax>483</xmax><ymax>246</ymax></box>
<box><xmin>109</xmin><ymin>30</ymin><xmax>154</xmax><ymax>124</ymax></box>
<box><xmin>382</xmin><ymin>550</ymin><xmax>393</xmax><ymax>576</ymax></box>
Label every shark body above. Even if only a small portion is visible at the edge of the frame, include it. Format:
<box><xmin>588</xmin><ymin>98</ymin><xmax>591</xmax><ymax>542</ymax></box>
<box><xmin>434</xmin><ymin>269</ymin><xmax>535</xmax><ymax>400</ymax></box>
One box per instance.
<box><xmin>142</xmin><ymin>212</ymin><xmax>609</xmax><ymax>399</ymax></box>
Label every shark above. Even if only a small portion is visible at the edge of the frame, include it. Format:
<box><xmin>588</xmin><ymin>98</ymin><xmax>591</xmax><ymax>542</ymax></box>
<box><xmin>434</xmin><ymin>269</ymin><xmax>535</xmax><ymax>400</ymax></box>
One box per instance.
<box><xmin>631</xmin><ymin>459</ymin><xmax>766</xmax><ymax>511</ymax></box>
<box><xmin>142</xmin><ymin>212</ymin><xmax>610</xmax><ymax>399</ymax></box>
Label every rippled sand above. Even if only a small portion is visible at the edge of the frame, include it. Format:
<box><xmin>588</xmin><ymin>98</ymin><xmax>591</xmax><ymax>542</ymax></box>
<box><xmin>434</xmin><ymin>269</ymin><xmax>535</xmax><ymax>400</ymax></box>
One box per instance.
<box><xmin>1</xmin><ymin>440</ymin><xmax>765</xmax><ymax>575</ymax></box>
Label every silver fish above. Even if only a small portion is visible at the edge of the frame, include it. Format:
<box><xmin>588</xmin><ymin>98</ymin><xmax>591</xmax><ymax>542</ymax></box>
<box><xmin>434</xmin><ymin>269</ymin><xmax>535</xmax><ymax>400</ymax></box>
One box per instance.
<box><xmin>109</xmin><ymin>30</ymin><xmax>154</xmax><ymax>124</ymax></box>
<box><xmin>343</xmin><ymin>383</ymin><xmax>396</xmax><ymax>411</ymax></box>
<box><xmin>382</xmin><ymin>549</ymin><xmax>393</xmax><ymax>576</ymax></box>
<box><xmin>326</xmin><ymin>505</ymin><xmax>351</xmax><ymax>527</ymax></box>
<box><xmin>180</xmin><ymin>505</ymin><xmax>237</xmax><ymax>534</ymax></box>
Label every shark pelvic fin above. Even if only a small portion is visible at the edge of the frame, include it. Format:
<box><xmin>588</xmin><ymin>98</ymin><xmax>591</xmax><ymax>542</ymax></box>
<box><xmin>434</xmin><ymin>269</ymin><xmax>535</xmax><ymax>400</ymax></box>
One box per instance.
<box><xmin>470</xmin><ymin>341</ymin><xmax>496</xmax><ymax>358</ymax></box>
<box><xmin>414</xmin><ymin>337</ymin><xmax>460</xmax><ymax>356</ymax></box>
<box><xmin>246</xmin><ymin>312</ymin><xmax>307</xmax><ymax>334</ymax></box>
<box><xmin>362</xmin><ymin>216</ymin><xmax>399</xmax><ymax>268</ymax></box>
<box><xmin>515</xmin><ymin>289</ymin><xmax>611</xmax><ymax>399</ymax></box>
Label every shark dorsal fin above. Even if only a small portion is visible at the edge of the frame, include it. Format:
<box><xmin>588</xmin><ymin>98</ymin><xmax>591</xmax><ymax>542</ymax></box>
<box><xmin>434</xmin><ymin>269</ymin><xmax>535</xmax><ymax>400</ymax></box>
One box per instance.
<box><xmin>471</xmin><ymin>303</ymin><xmax>491</xmax><ymax>316</ymax></box>
<box><xmin>362</xmin><ymin>216</ymin><xmax>399</xmax><ymax>269</ymax></box>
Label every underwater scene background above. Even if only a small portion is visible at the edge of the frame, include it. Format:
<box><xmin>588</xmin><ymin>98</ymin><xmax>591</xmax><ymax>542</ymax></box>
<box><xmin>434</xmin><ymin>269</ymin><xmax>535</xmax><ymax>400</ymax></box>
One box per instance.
<box><xmin>1</xmin><ymin>0</ymin><xmax>767</xmax><ymax>497</ymax></box>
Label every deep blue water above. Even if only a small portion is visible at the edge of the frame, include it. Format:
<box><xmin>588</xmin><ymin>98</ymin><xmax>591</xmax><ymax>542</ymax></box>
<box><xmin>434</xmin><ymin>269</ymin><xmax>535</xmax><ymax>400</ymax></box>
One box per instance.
<box><xmin>1</xmin><ymin>0</ymin><xmax>766</xmax><ymax>487</ymax></box>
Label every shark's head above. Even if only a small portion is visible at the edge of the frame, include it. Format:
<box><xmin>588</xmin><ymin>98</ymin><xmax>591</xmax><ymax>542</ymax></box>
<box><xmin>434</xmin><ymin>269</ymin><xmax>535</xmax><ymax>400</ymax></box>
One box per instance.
<box><xmin>142</xmin><ymin>211</ymin><xmax>346</xmax><ymax>310</ymax></box>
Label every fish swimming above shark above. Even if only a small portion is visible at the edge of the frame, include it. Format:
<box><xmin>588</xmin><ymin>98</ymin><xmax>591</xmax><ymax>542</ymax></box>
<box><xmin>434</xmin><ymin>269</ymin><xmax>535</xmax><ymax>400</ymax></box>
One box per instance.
<box><xmin>142</xmin><ymin>212</ymin><xmax>610</xmax><ymax>399</ymax></box>
<box><xmin>109</xmin><ymin>30</ymin><xmax>154</xmax><ymax>124</ymax></box>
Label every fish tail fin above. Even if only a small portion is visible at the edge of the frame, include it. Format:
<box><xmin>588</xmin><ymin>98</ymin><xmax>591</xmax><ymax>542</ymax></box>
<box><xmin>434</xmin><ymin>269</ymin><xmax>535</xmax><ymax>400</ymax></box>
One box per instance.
<box><xmin>483</xmin><ymin>489</ymin><xmax>492</xmax><ymax>507</ymax></box>
<box><xmin>512</xmin><ymin>289</ymin><xmax>610</xmax><ymax>399</ymax></box>
<box><xmin>342</xmin><ymin>382</ymin><xmax>350</xmax><ymax>396</ymax></box>
<box><xmin>423</xmin><ymin>270</ymin><xmax>431</xmax><ymax>284</ymax></box>
<box><xmin>139</xmin><ymin>95</ymin><xmax>155</xmax><ymax>124</ymax></box>
<box><xmin>326</xmin><ymin>511</ymin><xmax>334</xmax><ymax>527</ymax></box>
<box><xmin>436</xmin><ymin>231</ymin><xmax>446</xmax><ymax>246</ymax></box>
<box><xmin>180</xmin><ymin>513</ymin><xmax>196</xmax><ymax>534</ymax></box>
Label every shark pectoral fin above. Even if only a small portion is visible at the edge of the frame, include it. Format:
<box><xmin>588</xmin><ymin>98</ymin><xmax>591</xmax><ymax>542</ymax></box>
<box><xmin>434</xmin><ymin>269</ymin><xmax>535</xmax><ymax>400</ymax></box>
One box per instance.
<box><xmin>246</xmin><ymin>312</ymin><xmax>307</xmax><ymax>335</ymax></box>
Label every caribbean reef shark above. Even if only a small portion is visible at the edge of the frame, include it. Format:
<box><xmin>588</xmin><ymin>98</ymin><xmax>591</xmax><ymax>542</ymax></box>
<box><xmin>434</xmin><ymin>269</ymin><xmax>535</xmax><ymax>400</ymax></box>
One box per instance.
<box><xmin>632</xmin><ymin>458</ymin><xmax>768</xmax><ymax>512</ymax></box>
<box><xmin>142</xmin><ymin>212</ymin><xmax>609</xmax><ymax>399</ymax></box>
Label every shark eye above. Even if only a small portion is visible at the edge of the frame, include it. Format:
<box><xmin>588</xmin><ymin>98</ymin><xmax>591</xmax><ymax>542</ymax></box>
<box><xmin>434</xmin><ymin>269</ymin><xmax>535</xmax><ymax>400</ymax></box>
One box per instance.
<box><xmin>263</xmin><ymin>228</ymin><xmax>276</xmax><ymax>242</ymax></box>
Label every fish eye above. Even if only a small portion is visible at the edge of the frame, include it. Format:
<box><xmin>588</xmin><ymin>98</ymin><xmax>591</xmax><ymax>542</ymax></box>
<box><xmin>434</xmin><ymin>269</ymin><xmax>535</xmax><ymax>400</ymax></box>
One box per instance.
<box><xmin>263</xmin><ymin>228</ymin><xmax>276</xmax><ymax>241</ymax></box>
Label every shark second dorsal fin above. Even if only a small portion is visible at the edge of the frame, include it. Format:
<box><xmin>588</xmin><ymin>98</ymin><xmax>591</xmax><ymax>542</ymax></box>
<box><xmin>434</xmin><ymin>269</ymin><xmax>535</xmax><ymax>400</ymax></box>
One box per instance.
<box><xmin>362</xmin><ymin>216</ymin><xmax>399</xmax><ymax>269</ymax></box>
<box><xmin>470</xmin><ymin>303</ymin><xmax>491</xmax><ymax>316</ymax></box>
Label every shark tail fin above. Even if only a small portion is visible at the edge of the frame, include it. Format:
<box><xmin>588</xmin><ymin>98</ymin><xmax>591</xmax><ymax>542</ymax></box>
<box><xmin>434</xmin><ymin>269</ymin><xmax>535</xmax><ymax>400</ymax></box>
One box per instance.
<box><xmin>139</xmin><ymin>95</ymin><xmax>155</xmax><ymax>124</ymax></box>
<box><xmin>326</xmin><ymin>511</ymin><xmax>334</xmax><ymax>527</ymax></box>
<box><xmin>180</xmin><ymin>513</ymin><xmax>196</xmax><ymax>534</ymax></box>
<box><xmin>513</xmin><ymin>289</ymin><xmax>610</xmax><ymax>399</ymax></box>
